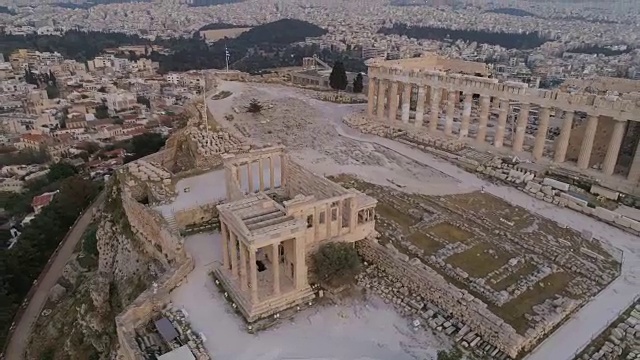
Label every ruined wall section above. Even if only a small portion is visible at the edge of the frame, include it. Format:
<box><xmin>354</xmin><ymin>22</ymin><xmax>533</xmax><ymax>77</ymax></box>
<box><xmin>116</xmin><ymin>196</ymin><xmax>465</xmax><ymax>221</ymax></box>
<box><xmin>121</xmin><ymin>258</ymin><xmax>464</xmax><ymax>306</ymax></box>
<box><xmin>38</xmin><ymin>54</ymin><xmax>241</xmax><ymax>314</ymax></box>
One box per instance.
<box><xmin>356</xmin><ymin>239</ymin><xmax>527</xmax><ymax>358</ymax></box>
<box><xmin>173</xmin><ymin>202</ymin><xmax>221</xmax><ymax>229</ymax></box>
<box><xmin>121</xmin><ymin>189</ymin><xmax>186</xmax><ymax>267</ymax></box>
<box><xmin>116</xmin><ymin>254</ymin><xmax>194</xmax><ymax>360</ymax></box>
<box><xmin>114</xmin><ymin>175</ymin><xmax>194</xmax><ymax>359</ymax></box>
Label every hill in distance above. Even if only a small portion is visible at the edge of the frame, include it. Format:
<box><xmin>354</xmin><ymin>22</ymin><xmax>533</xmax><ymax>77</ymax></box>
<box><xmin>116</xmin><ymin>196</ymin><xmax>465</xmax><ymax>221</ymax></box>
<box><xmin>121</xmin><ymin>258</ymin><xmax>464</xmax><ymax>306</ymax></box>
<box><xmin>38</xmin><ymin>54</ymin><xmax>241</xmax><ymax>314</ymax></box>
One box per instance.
<box><xmin>230</xmin><ymin>19</ymin><xmax>327</xmax><ymax>45</ymax></box>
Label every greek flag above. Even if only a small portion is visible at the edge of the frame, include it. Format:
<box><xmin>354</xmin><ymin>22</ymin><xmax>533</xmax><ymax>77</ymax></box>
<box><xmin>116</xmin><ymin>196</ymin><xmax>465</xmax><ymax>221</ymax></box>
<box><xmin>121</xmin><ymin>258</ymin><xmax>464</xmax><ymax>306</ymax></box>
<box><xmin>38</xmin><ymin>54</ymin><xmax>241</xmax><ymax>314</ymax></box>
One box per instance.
<box><xmin>225</xmin><ymin>47</ymin><xmax>230</xmax><ymax>61</ymax></box>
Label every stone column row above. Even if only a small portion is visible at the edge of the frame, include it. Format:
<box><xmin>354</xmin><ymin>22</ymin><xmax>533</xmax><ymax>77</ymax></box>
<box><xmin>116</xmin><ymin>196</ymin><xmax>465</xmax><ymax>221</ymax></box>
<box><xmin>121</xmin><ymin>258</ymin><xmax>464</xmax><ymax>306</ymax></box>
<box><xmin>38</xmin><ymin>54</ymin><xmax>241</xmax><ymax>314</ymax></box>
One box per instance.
<box><xmin>221</xmin><ymin>222</ymin><xmax>262</xmax><ymax>302</ymax></box>
<box><xmin>368</xmin><ymin>77</ymin><xmax>635</xmax><ymax>179</ymax></box>
<box><xmin>241</xmin><ymin>155</ymin><xmax>284</xmax><ymax>194</ymax></box>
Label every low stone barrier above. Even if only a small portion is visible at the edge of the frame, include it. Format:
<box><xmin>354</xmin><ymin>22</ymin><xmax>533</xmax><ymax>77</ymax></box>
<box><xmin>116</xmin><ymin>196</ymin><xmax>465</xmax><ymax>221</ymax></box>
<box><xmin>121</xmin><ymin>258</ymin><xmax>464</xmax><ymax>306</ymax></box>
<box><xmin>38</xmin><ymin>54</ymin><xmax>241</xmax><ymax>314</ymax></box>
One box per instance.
<box><xmin>356</xmin><ymin>239</ymin><xmax>526</xmax><ymax>358</ymax></box>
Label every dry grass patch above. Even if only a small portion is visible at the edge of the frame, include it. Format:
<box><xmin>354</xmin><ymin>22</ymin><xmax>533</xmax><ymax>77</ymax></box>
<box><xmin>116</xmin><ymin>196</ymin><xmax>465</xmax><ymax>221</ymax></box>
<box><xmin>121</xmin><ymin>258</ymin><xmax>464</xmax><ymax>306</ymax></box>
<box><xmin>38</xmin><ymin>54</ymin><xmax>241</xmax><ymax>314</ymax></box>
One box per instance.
<box><xmin>495</xmin><ymin>272</ymin><xmax>573</xmax><ymax>334</ymax></box>
<box><xmin>490</xmin><ymin>262</ymin><xmax>538</xmax><ymax>291</ymax></box>
<box><xmin>407</xmin><ymin>232</ymin><xmax>444</xmax><ymax>254</ymax></box>
<box><xmin>444</xmin><ymin>192</ymin><xmax>533</xmax><ymax>229</ymax></box>
<box><xmin>447</xmin><ymin>243</ymin><xmax>512</xmax><ymax>278</ymax></box>
<box><xmin>426</xmin><ymin>222</ymin><xmax>473</xmax><ymax>243</ymax></box>
<box><xmin>376</xmin><ymin>202</ymin><xmax>415</xmax><ymax>230</ymax></box>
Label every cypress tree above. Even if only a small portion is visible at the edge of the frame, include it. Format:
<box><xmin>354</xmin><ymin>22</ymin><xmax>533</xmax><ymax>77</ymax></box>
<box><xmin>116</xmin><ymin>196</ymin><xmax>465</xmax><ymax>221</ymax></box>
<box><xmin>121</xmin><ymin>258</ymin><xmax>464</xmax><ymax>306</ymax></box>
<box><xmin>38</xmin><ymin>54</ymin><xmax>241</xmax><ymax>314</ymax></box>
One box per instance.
<box><xmin>329</xmin><ymin>60</ymin><xmax>348</xmax><ymax>92</ymax></box>
<box><xmin>352</xmin><ymin>73</ymin><xmax>364</xmax><ymax>93</ymax></box>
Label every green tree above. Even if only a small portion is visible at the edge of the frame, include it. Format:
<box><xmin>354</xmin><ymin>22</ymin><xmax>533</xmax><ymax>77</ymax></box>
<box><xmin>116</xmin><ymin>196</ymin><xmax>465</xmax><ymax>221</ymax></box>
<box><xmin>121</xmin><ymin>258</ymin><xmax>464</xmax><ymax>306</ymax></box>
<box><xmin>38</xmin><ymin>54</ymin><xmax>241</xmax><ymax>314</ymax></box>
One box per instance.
<box><xmin>94</xmin><ymin>104</ymin><xmax>109</xmax><ymax>119</ymax></box>
<box><xmin>45</xmin><ymin>84</ymin><xmax>60</xmax><ymax>99</ymax></box>
<box><xmin>0</xmin><ymin>175</ymin><xmax>99</xmax><ymax>347</ymax></box>
<box><xmin>82</xmin><ymin>226</ymin><xmax>98</xmax><ymax>256</ymax></box>
<box><xmin>312</xmin><ymin>242</ymin><xmax>360</xmax><ymax>286</ymax></box>
<box><xmin>47</xmin><ymin>162</ymin><xmax>78</xmax><ymax>183</ymax></box>
<box><xmin>329</xmin><ymin>60</ymin><xmax>348</xmax><ymax>92</ymax></box>
<box><xmin>123</xmin><ymin>133</ymin><xmax>166</xmax><ymax>163</ymax></box>
<box><xmin>352</xmin><ymin>72</ymin><xmax>364</xmax><ymax>93</ymax></box>
<box><xmin>136</xmin><ymin>96</ymin><xmax>151</xmax><ymax>109</ymax></box>
<box><xmin>0</xmin><ymin>149</ymin><xmax>49</xmax><ymax>166</ymax></box>
<box><xmin>246</xmin><ymin>98</ymin><xmax>263</xmax><ymax>113</ymax></box>
<box><xmin>437</xmin><ymin>348</ymin><xmax>463</xmax><ymax>360</ymax></box>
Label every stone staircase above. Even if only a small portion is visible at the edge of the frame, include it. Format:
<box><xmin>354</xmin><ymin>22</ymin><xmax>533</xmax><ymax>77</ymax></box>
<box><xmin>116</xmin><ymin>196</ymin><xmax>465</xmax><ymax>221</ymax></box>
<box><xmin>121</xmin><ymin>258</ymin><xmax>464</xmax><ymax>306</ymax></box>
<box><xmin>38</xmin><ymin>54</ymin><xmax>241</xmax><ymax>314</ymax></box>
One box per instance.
<box><xmin>164</xmin><ymin>213</ymin><xmax>179</xmax><ymax>234</ymax></box>
<box><xmin>213</xmin><ymin>267</ymin><xmax>315</xmax><ymax>322</ymax></box>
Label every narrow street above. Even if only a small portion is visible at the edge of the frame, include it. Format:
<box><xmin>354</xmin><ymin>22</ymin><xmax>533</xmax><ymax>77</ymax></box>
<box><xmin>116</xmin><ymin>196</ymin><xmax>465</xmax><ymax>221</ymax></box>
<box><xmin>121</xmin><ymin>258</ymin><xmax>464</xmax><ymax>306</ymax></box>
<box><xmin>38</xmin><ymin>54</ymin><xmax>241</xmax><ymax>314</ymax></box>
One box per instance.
<box><xmin>3</xmin><ymin>192</ymin><xmax>105</xmax><ymax>360</ymax></box>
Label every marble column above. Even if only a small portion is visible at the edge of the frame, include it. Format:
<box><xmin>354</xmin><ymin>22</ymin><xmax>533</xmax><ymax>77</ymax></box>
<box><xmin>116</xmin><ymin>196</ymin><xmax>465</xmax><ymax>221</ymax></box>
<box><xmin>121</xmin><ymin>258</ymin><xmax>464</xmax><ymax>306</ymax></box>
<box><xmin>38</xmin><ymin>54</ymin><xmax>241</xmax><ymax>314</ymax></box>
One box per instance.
<box><xmin>532</xmin><ymin>106</ymin><xmax>550</xmax><ymax>162</ymax></box>
<box><xmin>293</xmin><ymin>237</ymin><xmax>307</xmax><ymax>289</ymax></box>
<box><xmin>494</xmin><ymin>99</ymin><xmax>508</xmax><ymax>148</ymax></box>
<box><xmin>247</xmin><ymin>161</ymin><xmax>254</xmax><ymax>194</ymax></box>
<box><xmin>415</xmin><ymin>85</ymin><xmax>426</xmax><ymax>127</ymax></box>
<box><xmin>554</xmin><ymin>110</ymin><xmax>574</xmax><ymax>163</ymax></box>
<box><xmin>459</xmin><ymin>93</ymin><xmax>473</xmax><ymax>139</ymax></box>
<box><xmin>221</xmin><ymin>222</ymin><xmax>230</xmax><ymax>270</ymax></box>
<box><xmin>230</xmin><ymin>231</ymin><xmax>238</xmax><ymax>277</ymax></box>
<box><xmin>249</xmin><ymin>247</ymin><xmax>258</xmax><ymax>303</ymax></box>
<box><xmin>337</xmin><ymin>200</ymin><xmax>343</xmax><ymax>231</ymax></box>
<box><xmin>349</xmin><ymin>198</ymin><xmax>357</xmax><ymax>232</ymax></box>
<box><xmin>280</xmin><ymin>153</ymin><xmax>287</xmax><ymax>189</ymax></box>
<box><xmin>476</xmin><ymin>95</ymin><xmax>491</xmax><ymax>143</ymax></box>
<box><xmin>444</xmin><ymin>91</ymin><xmax>456</xmax><ymax>136</ymax></box>
<box><xmin>258</xmin><ymin>158</ymin><xmax>264</xmax><ymax>191</ymax></box>
<box><xmin>428</xmin><ymin>86</ymin><xmax>441</xmax><ymax>132</ymax></box>
<box><xmin>401</xmin><ymin>83</ymin><xmax>411</xmax><ymax>123</ymax></box>
<box><xmin>367</xmin><ymin>77</ymin><xmax>377</xmax><ymax>117</ymax></box>
<box><xmin>577</xmin><ymin>114</ymin><xmax>599</xmax><ymax>170</ymax></box>
<box><xmin>272</xmin><ymin>243</ymin><xmax>280</xmax><ymax>296</ymax></box>
<box><xmin>376</xmin><ymin>79</ymin><xmax>387</xmax><ymax>121</ymax></box>
<box><xmin>388</xmin><ymin>81</ymin><xmax>399</xmax><ymax>122</ymax></box>
<box><xmin>239</xmin><ymin>242</ymin><xmax>248</xmax><ymax>290</ymax></box>
<box><xmin>325</xmin><ymin>203</ymin><xmax>331</xmax><ymax>238</ymax></box>
<box><xmin>627</xmin><ymin>139</ymin><xmax>640</xmax><ymax>182</ymax></box>
<box><xmin>602</xmin><ymin>119</ymin><xmax>626</xmax><ymax>176</ymax></box>
<box><xmin>269</xmin><ymin>156</ymin><xmax>275</xmax><ymax>189</ymax></box>
<box><xmin>512</xmin><ymin>103</ymin><xmax>530</xmax><ymax>152</ymax></box>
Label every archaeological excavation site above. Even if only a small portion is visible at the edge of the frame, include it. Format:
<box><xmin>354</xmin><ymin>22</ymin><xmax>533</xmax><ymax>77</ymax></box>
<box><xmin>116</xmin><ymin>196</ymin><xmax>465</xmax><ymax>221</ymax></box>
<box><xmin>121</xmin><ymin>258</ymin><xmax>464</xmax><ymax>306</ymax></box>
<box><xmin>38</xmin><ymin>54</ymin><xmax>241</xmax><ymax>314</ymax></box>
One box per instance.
<box><xmin>25</xmin><ymin>61</ymin><xmax>640</xmax><ymax>360</ymax></box>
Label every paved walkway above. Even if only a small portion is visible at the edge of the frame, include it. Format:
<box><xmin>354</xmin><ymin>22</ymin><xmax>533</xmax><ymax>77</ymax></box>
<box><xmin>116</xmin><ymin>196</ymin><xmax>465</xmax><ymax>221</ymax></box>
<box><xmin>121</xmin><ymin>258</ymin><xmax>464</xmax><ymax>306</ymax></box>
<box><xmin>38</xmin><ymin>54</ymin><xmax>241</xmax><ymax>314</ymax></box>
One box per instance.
<box><xmin>3</xmin><ymin>192</ymin><xmax>105</xmax><ymax>360</ymax></box>
<box><xmin>331</xmin><ymin>120</ymin><xmax>640</xmax><ymax>360</ymax></box>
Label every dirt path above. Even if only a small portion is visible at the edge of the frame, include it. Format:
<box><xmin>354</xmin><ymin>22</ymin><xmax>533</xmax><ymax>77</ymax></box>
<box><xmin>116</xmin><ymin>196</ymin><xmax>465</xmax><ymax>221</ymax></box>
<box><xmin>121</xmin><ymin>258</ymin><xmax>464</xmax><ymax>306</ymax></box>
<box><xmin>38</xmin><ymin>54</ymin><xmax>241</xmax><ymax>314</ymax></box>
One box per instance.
<box><xmin>3</xmin><ymin>192</ymin><xmax>105</xmax><ymax>360</ymax></box>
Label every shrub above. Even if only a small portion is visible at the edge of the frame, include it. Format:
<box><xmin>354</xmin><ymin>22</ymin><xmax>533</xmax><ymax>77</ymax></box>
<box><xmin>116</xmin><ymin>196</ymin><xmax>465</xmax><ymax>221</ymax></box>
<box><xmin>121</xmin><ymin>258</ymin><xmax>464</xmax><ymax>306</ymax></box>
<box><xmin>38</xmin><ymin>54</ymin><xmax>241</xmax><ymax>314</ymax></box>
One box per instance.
<box><xmin>312</xmin><ymin>242</ymin><xmax>360</xmax><ymax>286</ymax></box>
<box><xmin>246</xmin><ymin>98</ymin><xmax>263</xmax><ymax>113</ymax></box>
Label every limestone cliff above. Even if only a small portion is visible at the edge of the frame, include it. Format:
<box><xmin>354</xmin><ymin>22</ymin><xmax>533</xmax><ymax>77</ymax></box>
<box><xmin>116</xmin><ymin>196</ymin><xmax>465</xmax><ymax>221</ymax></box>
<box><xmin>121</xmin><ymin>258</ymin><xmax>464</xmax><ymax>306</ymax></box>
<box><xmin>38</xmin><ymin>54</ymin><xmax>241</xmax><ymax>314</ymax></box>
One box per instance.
<box><xmin>26</xmin><ymin>177</ymin><xmax>167</xmax><ymax>360</ymax></box>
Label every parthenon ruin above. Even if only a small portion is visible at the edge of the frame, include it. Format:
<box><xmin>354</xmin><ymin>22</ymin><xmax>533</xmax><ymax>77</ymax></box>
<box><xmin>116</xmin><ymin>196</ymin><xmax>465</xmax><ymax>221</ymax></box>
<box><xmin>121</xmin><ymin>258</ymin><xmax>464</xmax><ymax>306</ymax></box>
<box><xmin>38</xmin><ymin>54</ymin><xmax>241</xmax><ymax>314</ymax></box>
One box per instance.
<box><xmin>366</xmin><ymin>55</ymin><xmax>640</xmax><ymax>185</ymax></box>
<box><xmin>214</xmin><ymin>146</ymin><xmax>377</xmax><ymax>322</ymax></box>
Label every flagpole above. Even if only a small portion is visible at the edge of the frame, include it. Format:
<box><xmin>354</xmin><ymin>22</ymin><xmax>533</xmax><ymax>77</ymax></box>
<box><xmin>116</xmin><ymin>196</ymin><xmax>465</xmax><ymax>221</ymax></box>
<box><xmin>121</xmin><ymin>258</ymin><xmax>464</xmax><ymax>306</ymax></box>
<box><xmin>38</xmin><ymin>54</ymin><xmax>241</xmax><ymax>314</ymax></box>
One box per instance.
<box><xmin>225</xmin><ymin>45</ymin><xmax>230</xmax><ymax>72</ymax></box>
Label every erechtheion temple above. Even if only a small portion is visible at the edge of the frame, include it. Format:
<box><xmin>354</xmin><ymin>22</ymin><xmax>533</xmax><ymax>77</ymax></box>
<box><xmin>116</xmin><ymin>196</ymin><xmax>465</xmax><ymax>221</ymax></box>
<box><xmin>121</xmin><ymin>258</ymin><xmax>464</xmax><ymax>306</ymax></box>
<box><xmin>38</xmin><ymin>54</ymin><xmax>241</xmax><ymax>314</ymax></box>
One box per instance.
<box><xmin>366</xmin><ymin>55</ymin><xmax>640</xmax><ymax>185</ymax></box>
<box><xmin>214</xmin><ymin>146</ymin><xmax>377</xmax><ymax>322</ymax></box>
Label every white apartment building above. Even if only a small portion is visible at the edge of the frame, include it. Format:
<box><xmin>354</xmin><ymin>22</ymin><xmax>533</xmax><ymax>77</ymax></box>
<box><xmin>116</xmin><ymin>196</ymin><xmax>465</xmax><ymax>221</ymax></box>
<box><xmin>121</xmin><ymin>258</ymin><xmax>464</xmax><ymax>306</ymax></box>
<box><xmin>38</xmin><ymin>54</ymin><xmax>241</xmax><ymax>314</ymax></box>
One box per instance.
<box><xmin>104</xmin><ymin>92</ymin><xmax>137</xmax><ymax>114</ymax></box>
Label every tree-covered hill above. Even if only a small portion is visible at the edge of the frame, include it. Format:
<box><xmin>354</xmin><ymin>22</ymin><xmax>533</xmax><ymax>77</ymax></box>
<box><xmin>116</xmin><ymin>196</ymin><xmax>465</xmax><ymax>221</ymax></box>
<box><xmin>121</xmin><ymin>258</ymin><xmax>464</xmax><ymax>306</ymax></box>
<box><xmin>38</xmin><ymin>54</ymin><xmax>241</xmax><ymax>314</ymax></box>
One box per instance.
<box><xmin>0</xmin><ymin>30</ymin><xmax>147</xmax><ymax>63</ymax></box>
<box><xmin>0</xmin><ymin>19</ymin><xmax>349</xmax><ymax>74</ymax></box>
<box><xmin>233</xmin><ymin>19</ymin><xmax>326</xmax><ymax>45</ymax></box>
<box><xmin>378</xmin><ymin>23</ymin><xmax>549</xmax><ymax>50</ymax></box>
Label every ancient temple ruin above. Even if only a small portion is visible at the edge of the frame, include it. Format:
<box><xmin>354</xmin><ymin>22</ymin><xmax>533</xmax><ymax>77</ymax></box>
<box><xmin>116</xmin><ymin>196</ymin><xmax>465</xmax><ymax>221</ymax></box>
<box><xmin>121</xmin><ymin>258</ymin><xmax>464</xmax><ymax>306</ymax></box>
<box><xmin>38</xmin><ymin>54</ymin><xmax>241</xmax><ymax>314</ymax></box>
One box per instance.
<box><xmin>214</xmin><ymin>146</ymin><xmax>377</xmax><ymax>322</ymax></box>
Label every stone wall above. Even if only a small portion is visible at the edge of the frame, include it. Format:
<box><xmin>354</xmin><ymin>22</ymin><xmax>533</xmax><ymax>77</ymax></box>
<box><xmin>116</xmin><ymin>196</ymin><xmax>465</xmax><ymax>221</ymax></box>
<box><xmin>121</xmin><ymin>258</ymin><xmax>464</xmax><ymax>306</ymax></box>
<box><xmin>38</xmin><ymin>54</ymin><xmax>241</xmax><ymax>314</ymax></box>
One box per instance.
<box><xmin>116</xmin><ymin>181</ymin><xmax>194</xmax><ymax>360</ymax></box>
<box><xmin>286</xmin><ymin>157</ymin><xmax>348</xmax><ymax>199</ymax></box>
<box><xmin>173</xmin><ymin>202</ymin><xmax>221</xmax><ymax>229</ymax></box>
<box><xmin>116</xmin><ymin>255</ymin><xmax>194</xmax><ymax>360</ymax></box>
<box><xmin>121</xmin><ymin>191</ymin><xmax>184</xmax><ymax>266</ymax></box>
<box><xmin>356</xmin><ymin>239</ymin><xmax>527</xmax><ymax>358</ymax></box>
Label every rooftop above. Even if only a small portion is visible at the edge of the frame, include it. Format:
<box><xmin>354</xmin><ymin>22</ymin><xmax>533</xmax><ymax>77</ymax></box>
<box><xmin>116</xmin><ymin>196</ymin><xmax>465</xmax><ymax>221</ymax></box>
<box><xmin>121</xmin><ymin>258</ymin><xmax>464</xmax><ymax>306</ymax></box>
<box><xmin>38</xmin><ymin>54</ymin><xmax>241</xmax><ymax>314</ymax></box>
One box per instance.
<box><xmin>370</xmin><ymin>54</ymin><xmax>491</xmax><ymax>76</ymax></box>
<box><xmin>218</xmin><ymin>193</ymin><xmax>306</xmax><ymax>241</ymax></box>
